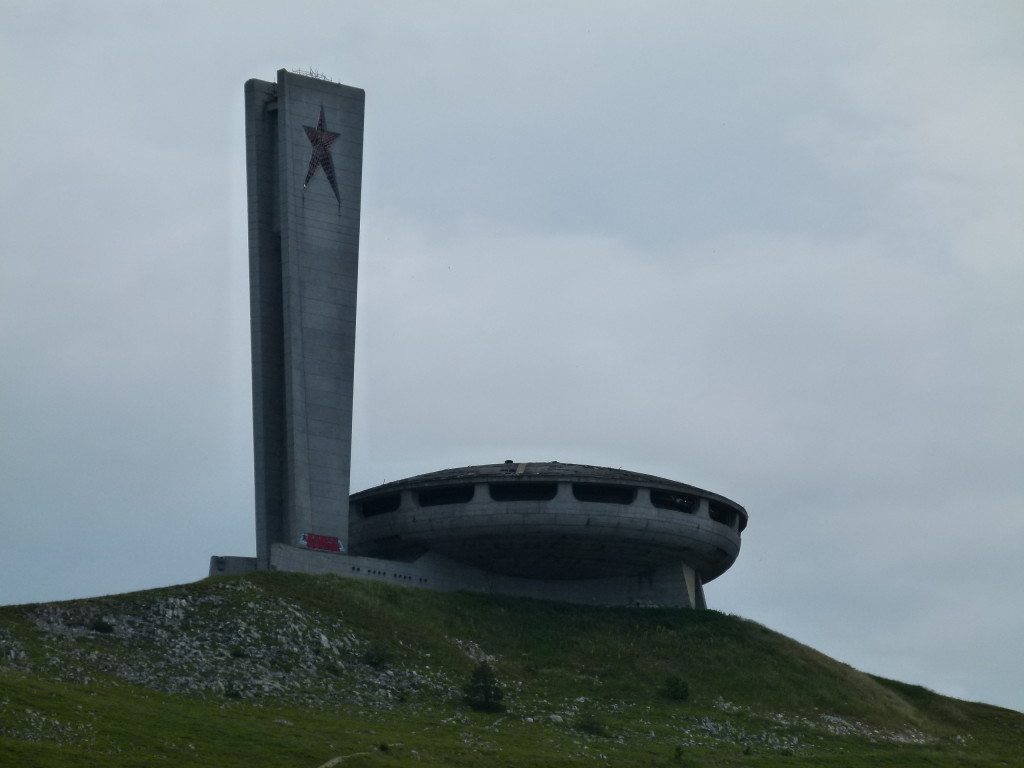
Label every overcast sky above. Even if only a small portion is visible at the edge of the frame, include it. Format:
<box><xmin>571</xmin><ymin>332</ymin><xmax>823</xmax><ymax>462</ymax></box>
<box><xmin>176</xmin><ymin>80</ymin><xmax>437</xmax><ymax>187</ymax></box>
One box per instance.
<box><xmin>2</xmin><ymin>1</ymin><xmax>1022</xmax><ymax>714</ymax></box>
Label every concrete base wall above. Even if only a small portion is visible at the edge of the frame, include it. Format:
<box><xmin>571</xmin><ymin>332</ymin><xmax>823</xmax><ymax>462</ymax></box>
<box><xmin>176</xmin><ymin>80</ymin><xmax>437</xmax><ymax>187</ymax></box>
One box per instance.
<box><xmin>209</xmin><ymin>545</ymin><xmax>702</xmax><ymax>608</ymax></box>
<box><xmin>208</xmin><ymin>555</ymin><xmax>259</xmax><ymax>575</ymax></box>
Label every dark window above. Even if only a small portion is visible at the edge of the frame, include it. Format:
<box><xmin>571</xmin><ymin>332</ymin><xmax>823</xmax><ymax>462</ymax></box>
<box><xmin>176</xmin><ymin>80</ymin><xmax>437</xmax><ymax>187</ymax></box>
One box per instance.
<box><xmin>708</xmin><ymin>501</ymin><xmax>738</xmax><ymax>527</ymax></box>
<box><xmin>650</xmin><ymin>490</ymin><xmax>699</xmax><ymax>513</ymax></box>
<box><xmin>572</xmin><ymin>483</ymin><xmax>637</xmax><ymax>505</ymax></box>
<box><xmin>417</xmin><ymin>485</ymin><xmax>475</xmax><ymax>507</ymax></box>
<box><xmin>488</xmin><ymin>482</ymin><xmax>558</xmax><ymax>502</ymax></box>
<box><xmin>359</xmin><ymin>493</ymin><xmax>401</xmax><ymax>517</ymax></box>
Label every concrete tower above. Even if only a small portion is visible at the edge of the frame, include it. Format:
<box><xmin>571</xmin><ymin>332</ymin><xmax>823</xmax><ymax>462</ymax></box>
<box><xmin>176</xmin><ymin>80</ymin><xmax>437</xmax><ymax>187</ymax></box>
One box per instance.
<box><xmin>244</xmin><ymin>70</ymin><xmax>364</xmax><ymax>568</ymax></box>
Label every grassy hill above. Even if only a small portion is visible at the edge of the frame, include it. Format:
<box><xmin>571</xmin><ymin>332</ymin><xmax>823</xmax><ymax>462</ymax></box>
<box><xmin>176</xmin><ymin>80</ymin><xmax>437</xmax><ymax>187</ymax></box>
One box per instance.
<box><xmin>1</xmin><ymin>571</ymin><xmax>1021</xmax><ymax>766</ymax></box>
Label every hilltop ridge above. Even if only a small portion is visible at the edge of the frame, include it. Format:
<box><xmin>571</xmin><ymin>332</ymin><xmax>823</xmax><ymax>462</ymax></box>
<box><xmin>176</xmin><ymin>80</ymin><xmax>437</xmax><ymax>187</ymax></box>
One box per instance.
<box><xmin>1</xmin><ymin>572</ymin><xmax>1021</xmax><ymax>766</ymax></box>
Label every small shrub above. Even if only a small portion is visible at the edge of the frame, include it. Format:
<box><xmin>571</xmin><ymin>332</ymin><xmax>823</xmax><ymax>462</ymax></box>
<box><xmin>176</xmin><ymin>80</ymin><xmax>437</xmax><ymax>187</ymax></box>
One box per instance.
<box><xmin>661</xmin><ymin>675</ymin><xmax>690</xmax><ymax>701</ymax></box>
<box><xmin>462</xmin><ymin>661</ymin><xmax>505</xmax><ymax>712</ymax></box>
<box><xmin>362</xmin><ymin>643</ymin><xmax>393</xmax><ymax>669</ymax></box>
<box><xmin>89</xmin><ymin>618</ymin><xmax>115</xmax><ymax>634</ymax></box>
<box><xmin>573</xmin><ymin>711</ymin><xmax>608</xmax><ymax>737</ymax></box>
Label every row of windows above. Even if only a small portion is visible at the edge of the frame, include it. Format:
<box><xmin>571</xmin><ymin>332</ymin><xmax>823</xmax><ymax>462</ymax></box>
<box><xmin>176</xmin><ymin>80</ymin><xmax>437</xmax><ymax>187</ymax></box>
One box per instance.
<box><xmin>350</xmin><ymin>565</ymin><xmax>428</xmax><ymax>584</ymax></box>
<box><xmin>358</xmin><ymin>482</ymin><xmax>744</xmax><ymax>530</ymax></box>
<box><xmin>708</xmin><ymin>501</ymin><xmax>739</xmax><ymax>528</ymax></box>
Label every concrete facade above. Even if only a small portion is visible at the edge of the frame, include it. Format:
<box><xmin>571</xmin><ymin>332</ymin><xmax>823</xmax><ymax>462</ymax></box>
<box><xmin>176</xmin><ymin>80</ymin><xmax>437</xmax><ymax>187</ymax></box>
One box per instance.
<box><xmin>214</xmin><ymin>71</ymin><xmax>748</xmax><ymax>608</ymax></box>
<box><xmin>349</xmin><ymin>462</ymin><xmax>745</xmax><ymax>598</ymax></box>
<box><xmin>211</xmin><ymin>460</ymin><xmax>745</xmax><ymax>609</ymax></box>
<box><xmin>245</xmin><ymin>70</ymin><xmax>364</xmax><ymax>567</ymax></box>
<box><xmin>211</xmin><ymin>545</ymin><xmax>705</xmax><ymax>609</ymax></box>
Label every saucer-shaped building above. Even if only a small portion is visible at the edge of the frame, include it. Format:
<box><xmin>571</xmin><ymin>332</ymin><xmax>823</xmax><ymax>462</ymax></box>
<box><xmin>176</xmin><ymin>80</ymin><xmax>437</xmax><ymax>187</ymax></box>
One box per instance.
<box><xmin>346</xmin><ymin>461</ymin><xmax>747</xmax><ymax>608</ymax></box>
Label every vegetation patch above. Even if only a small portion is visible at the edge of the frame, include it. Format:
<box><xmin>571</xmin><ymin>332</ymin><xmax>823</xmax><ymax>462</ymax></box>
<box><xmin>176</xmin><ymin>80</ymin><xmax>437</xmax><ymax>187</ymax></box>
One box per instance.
<box><xmin>0</xmin><ymin>572</ymin><xmax>1021</xmax><ymax>767</ymax></box>
<box><xmin>662</xmin><ymin>674</ymin><xmax>690</xmax><ymax>702</ymax></box>
<box><xmin>462</xmin><ymin>661</ymin><xmax>505</xmax><ymax>712</ymax></box>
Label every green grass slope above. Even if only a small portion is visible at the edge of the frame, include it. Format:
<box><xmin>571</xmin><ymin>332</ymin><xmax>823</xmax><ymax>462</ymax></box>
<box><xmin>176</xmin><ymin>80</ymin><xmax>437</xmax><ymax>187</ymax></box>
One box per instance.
<box><xmin>1</xmin><ymin>571</ymin><xmax>1021</xmax><ymax>766</ymax></box>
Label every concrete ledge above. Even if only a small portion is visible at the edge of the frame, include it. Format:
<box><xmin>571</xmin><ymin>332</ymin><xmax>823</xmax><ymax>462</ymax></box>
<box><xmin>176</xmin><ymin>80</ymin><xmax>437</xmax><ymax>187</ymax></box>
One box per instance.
<box><xmin>208</xmin><ymin>555</ymin><xmax>258</xmax><ymax>576</ymax></box>
<box><xmin>260</xmin><ymin>543</ymin><xmax>700</xmax><ymax>608</ymax></box>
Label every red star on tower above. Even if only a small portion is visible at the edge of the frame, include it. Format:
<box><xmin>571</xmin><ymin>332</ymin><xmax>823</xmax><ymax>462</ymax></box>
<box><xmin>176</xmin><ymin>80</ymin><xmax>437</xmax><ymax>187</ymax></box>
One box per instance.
<box><xmin>303</xmin><ymin>106</ymin><xmax>341</xmax><ymax>202</ymax></box>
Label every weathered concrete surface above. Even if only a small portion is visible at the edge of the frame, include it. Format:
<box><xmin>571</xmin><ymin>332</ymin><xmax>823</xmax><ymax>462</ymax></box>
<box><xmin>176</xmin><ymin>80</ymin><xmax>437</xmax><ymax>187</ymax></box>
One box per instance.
<box><xmin>246</xmin><ymin>70</ymin><xmax>364</xmax><ymax>566</ymax></box>
<box><xmin>350</xmin><ymin>462</ymin><xmax>744</xmax><ymax>584</ymax></box>
<box><xmin>210</xmin><ymin>544</ymin><xmax>704</xmax><ymax>609</ymax></box>
<box><xmin>223</xmin><ymin>72</ymin><xmax>748</xmax><ymax>608</ymax></box>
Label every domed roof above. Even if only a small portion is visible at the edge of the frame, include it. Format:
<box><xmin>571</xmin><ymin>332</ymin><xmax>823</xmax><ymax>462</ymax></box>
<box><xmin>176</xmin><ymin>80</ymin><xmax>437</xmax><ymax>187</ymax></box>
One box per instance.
<box><xmin>351</xmin><ymin>460</ymin><xmax>747</xmax><ymax>529</ymax></box>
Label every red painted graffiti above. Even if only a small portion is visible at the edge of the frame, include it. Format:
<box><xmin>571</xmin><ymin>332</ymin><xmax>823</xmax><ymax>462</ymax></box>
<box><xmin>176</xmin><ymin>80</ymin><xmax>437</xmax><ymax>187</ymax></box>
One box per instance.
<box><xmin>299</xmin><ymin>533</ymin><xmax>343</xmax><ymax>552</ymax></box>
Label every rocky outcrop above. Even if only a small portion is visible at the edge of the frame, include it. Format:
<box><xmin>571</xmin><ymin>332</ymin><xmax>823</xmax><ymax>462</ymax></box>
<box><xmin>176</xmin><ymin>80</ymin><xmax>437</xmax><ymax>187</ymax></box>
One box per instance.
<box><xmin>25</xmin><ymin>579</ymin><xmax>455</xmax><ymax>708</ymax></box>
